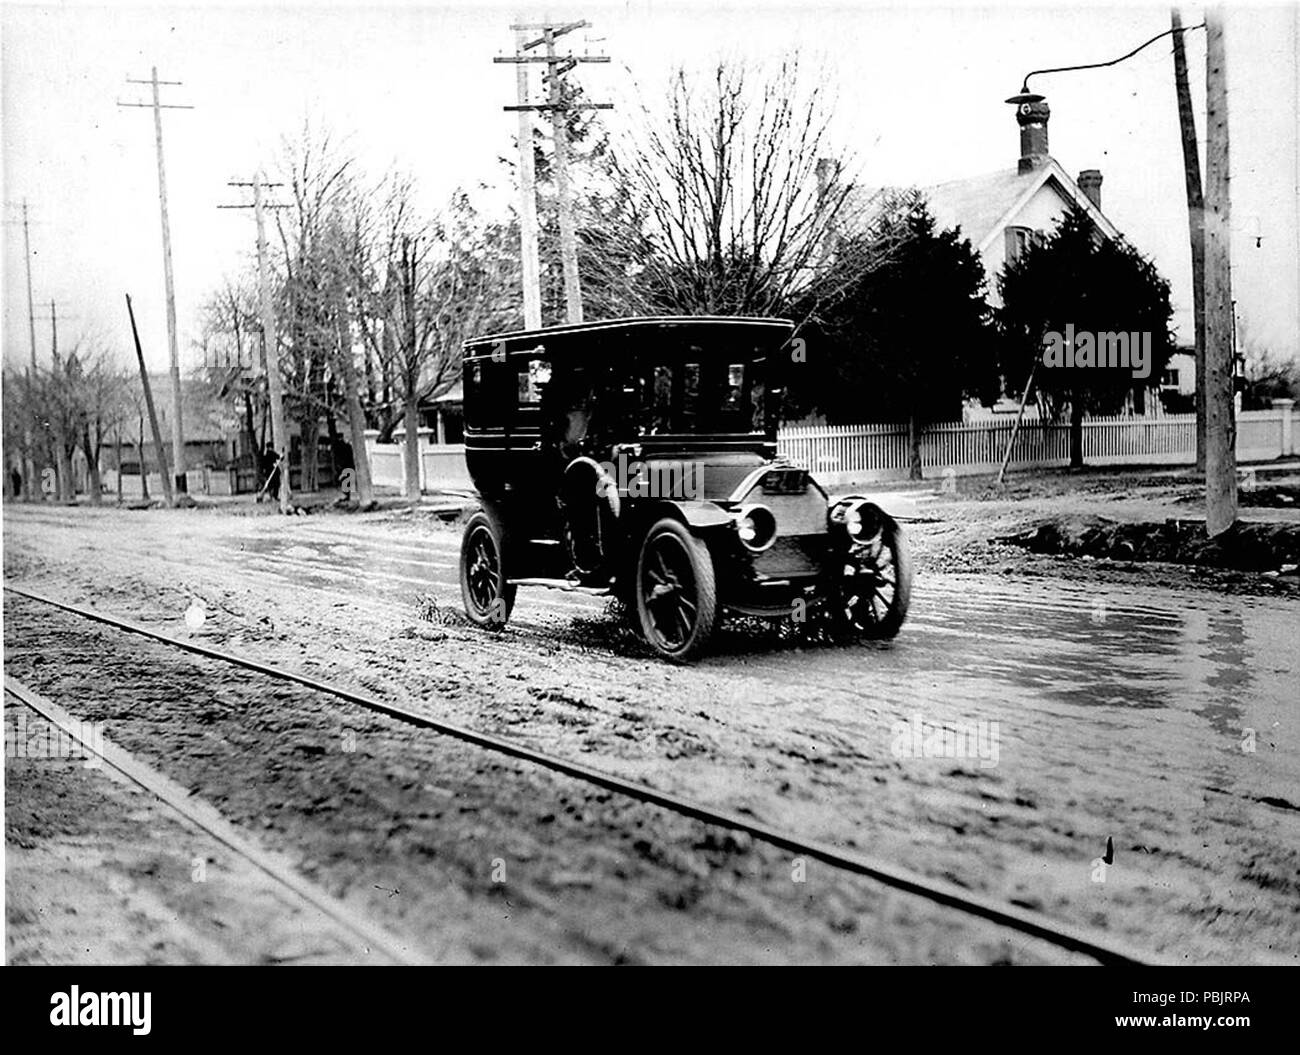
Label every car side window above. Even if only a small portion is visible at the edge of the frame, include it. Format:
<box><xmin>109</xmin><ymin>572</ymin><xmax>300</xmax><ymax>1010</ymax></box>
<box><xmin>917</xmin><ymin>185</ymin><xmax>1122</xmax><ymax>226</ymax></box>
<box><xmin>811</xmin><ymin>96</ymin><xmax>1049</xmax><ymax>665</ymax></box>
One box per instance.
<box><xmin>647</xmin><ymin>364</ymin><xmax>672</xmax><ymax>434</ymax></box>
<box><xmin>467</xmin><ymin>358</ymin><xmax>504</xmax><ymax>428</ymax></box>
<box><xmin>681</xmin><ymin>362</ymin><xmax>701</xmax><ymax>430</ymax></box>
<box><xmin>749</xmin><ymin>373</ymin><xmax>767</xmax><ymax>432</ymax></box>
<box><xmin>723</xmin><ymin>363</ymin><xmax>744</xmax><ymax>411</ymax></box>
<box><xmin>517</xmin><ymin>358</ymin><xmax>550</xmax><ymax>405</ymax></box>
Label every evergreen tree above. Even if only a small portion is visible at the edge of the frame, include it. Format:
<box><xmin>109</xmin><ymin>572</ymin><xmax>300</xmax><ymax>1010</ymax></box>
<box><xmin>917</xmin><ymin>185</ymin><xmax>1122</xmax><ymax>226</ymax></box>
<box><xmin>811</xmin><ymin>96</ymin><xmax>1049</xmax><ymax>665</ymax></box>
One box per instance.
<box><xmin>791</xmin><ymin>205</ymin><xmax>998</xmax><ymax>478</ymax></box>
<box><xmin>998</xmin><ymin>205</ymin><xmax>1174</xmax><ymax>468</ymax></box>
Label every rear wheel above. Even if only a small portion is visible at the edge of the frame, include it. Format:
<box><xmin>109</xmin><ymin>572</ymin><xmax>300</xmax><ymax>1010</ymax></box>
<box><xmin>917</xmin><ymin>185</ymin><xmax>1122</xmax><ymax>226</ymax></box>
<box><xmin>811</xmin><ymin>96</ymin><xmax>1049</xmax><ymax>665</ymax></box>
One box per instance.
<box><xmin>635</xmin><ymin>517</ymin><xmax>718</xmax><ymax>662</ymax></box>
<box><xmin>831</xmin><ymin>515</ymin><xmax>911</xmax><ymax>639</ymax></box>
<box><xmin>460</xmin><ymin>509</ymin><xmax>517</xmax><ymax>630</ymax></box>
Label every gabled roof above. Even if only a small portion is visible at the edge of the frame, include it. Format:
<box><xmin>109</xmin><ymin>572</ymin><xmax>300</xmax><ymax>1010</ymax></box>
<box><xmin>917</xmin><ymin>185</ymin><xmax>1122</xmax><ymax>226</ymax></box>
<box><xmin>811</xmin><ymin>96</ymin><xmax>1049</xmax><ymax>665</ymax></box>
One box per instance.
<box><xmin>923</xmin><ymin>158</ymin><xmax>1120</xmax><ymax>253</ymax></box>
<box><xmin>135</xmin><ymin>373</ymin><xmax>231</xmax><ymax>443</ymax></box>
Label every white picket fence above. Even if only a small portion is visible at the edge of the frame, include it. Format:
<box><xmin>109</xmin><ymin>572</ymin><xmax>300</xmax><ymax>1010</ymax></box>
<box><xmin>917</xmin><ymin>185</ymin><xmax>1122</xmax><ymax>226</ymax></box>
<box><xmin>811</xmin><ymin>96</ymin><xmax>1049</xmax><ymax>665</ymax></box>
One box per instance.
<box><xmin>364</xmin><ymin>428</ymin><xmax>472</xmax><ymax>495</ymax></box>
<box><xmin>365</xmin><ymin>404</ymin><xmax>1298</xmax><ymax>493</ymax></box>
<box><xmin>780</xmin><ymin>404</ymin><xmax>1297</xmax><ymax>484</ymax></box>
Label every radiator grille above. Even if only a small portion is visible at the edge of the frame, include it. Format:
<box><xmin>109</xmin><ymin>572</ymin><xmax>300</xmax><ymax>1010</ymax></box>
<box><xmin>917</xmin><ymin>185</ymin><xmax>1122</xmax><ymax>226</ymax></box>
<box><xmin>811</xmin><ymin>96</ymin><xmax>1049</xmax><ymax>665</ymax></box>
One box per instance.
<box><xmin>753</xmin><ymin>535</ymin><xmax>827</xmax><ymax>578</ymax></box>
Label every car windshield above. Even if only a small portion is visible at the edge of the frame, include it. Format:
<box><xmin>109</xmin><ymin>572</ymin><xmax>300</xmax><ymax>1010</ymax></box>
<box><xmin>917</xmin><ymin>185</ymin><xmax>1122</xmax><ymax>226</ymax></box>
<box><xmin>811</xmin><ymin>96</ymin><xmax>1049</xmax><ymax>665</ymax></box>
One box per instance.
<box><xmin>636</xmin><ymin>344</ymin><xmax>772</xmax><ymax>435</ymax></box>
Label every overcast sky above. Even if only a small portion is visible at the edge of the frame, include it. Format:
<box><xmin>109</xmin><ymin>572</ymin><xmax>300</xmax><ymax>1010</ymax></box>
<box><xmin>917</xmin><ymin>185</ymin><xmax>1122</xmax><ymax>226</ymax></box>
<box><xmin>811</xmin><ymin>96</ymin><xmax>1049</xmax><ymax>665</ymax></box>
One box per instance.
<box><xmin>3</xmin><ymin>0</ymin><xmax>1298</xmax><ymax>376</ymax></box>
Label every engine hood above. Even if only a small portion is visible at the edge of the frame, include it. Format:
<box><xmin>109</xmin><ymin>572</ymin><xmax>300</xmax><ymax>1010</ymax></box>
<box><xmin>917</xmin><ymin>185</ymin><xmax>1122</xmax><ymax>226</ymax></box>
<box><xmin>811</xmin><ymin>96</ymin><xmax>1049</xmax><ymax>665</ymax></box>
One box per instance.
<box><xmin>610</xmin><ymin>448</ymin><xmax>771</xmax><ymax>503</ymax></box>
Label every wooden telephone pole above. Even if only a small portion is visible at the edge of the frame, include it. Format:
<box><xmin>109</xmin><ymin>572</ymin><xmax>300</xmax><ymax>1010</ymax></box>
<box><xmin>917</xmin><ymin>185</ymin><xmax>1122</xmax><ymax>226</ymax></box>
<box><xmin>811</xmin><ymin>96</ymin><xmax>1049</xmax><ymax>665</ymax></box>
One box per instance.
<box><xmin>220</xmin><ymin>176</ymin><xmax>291</xmax><ymax>513</ymax></box>
<box><xmin>126</xmin><ymin>294</ymin><xmax>175</xmax><ymax>506</ymax></box>
<box><xmin>509</xmin><ymin>28</ymin><xmax>542</xmax><ymax>329</ymax></box>
<box><xmin>23</xmin><ymin>202</ymin><xmax>39</xmax><ymax>500</ymax></box>
<box><xmin>496</xmin><ymin>19</ymin><xmax>611</xmax><ymax>325</ymax></box>
<box><xmin>3</xmin><ymin>198</ymin><xmax>41</xmax><ymax>366</ymax></box>
<box><xmin>1171</xmin><ymin>9</ymin><xmax>1207</xmax><ymax>473</ymax></box>
<box><xmin>119</xmin><ymin>69</ymin><xmax>193</xmax><ymax>502</ymax></box>
<box><xmin>1204</xmin><ymin>7</ymin><xmax>1237</xmax><ymax>536</ymax></box>
<box><xmin>4</xmin><ymin>199</ymin><xmax>42</xmax><ymax>498</ymax></box>
<box><xmin>21</xmin><ymin>201</ymin><xmax>38</xmax><ymax>369</ymax></box>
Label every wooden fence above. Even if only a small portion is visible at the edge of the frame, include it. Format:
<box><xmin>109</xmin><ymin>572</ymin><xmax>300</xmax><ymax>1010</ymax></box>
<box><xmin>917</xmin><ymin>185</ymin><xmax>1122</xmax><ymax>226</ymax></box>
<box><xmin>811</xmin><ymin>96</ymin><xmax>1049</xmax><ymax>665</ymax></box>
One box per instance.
<box><xmin>362</xmin><ymin>404</ymin><xmax>1298</xmax><ymax>493</ymax></box>
<box><xmin>779</xmin><ymin>405</ymin><xmax>1296</xmax><ymax>484</ymax></box>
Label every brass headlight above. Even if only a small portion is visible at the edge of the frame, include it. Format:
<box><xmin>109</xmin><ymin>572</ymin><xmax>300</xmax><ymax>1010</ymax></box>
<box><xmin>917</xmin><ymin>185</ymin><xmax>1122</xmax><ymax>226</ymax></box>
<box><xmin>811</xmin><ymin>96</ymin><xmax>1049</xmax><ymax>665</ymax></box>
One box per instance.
<box><xmin>734</xmin><ymin>503</ymin><xmax>778</xmax><ymax>553</ymax></box>
<box><xmin>837</xmin><ymin>499</ymin><xmax>882</xmax><ymax>543</ymax></box>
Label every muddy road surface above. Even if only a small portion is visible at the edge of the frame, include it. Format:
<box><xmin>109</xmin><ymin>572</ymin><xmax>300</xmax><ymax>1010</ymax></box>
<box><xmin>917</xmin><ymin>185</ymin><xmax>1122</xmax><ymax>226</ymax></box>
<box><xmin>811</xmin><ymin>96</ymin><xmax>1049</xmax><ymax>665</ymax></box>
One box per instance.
<box><xmin>4</xmin><ymin>503</ymin><xmax>1298</xmax><ymax>964</ymax></box>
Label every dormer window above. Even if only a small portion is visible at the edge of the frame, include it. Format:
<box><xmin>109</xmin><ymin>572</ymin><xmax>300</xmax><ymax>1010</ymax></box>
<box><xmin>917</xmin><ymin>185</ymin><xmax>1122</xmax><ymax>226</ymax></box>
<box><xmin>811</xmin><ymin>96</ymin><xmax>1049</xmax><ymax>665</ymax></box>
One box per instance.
<box><xmin>1005</xmin><ymin>225</ymin><xmax>1034</xmax><ymax>264</ymax></box>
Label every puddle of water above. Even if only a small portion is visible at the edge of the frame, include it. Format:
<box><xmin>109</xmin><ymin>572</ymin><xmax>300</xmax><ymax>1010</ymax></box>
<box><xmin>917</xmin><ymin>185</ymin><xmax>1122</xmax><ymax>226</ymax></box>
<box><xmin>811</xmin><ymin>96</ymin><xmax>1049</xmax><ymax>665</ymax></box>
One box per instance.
<box><xmin>232</xmin><ymin>534</ymin><xmax>444</xmax><ymax>600</ymax></box>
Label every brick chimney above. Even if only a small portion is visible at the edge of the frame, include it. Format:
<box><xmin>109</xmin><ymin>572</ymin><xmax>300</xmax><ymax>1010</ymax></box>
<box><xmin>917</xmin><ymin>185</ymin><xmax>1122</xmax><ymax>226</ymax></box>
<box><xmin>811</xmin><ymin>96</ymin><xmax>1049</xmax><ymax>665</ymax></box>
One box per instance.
<box><xmin>1078</xmin><ymin>169</ymin><xmax>1103</xmax><ymax>211</ymax></box>
<box><xmin>1015</xmin><ymin>97</ymin><xmax>1051</xmax><ymax>174</ymax></box>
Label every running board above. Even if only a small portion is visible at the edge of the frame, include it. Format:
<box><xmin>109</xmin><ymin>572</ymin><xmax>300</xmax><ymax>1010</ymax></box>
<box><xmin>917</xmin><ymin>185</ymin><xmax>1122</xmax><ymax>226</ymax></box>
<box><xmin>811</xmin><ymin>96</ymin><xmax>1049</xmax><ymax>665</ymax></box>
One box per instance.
<box><xmin>507</xmin><ymin>577</ymin><xmax>612</xmax><ymax>596</ymax></box>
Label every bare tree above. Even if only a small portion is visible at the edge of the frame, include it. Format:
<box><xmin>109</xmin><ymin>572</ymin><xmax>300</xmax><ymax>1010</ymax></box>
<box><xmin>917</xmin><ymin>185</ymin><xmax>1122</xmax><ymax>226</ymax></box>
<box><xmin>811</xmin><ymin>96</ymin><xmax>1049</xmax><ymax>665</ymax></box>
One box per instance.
<box><xmin>120</xmin><ymin>375</ymin><xmax>156</xmax><ymax>501</ymax></box>
<box><xmin>19</xmin><ymin>340</ymin><xmax>128</xmax><ymax>504</ymax></box>
<box><xmin>199</xmin><ymin>274</ymin><xmax>260</xmax><ymax>372</ymax></box>
<box><xmin>275</xmin><ymin>122</ymin><xmax>356</xmax><ymax>494</ymax></box>
<box><xmin>317</xmin><ymin>194</ymin><xmax>375</xmax><ymax>507</ymax></box>
<box><xmin>196</xmin><ymin>275</ymin><xmax>267</xmax><ymax>487</ymax></box>
<box><xmin>69</xmin><ymin>351</ymin><xmax>128</xmax><ymax>505</ymax></box>
<box><xmin>2</xmin><ymin>366</ymin><xmax>33</xmax><ymax>498</ymax></box>
<box><xmin>591</xmin><ymin>55</ymin><xmax>907</xmax><ymax>326</ymax></box>
<box><xmin>349</xmin><ymin>179</ymin><xmax>517</xmax><ymax>499</ymax></box>
<box><xmin>199</xmin><ymin>121</ymin><xmax>519</xmax><ymax>506</ymax></box>
<box><xmin>1238</xmin><ymin>318</ymin><xmax>1300</xmax><ymax>410</ymax></box>
<box><xmin>30</xmin><ymin>339</ymin><xmax>86</xmax><ymax>501</ymax></box>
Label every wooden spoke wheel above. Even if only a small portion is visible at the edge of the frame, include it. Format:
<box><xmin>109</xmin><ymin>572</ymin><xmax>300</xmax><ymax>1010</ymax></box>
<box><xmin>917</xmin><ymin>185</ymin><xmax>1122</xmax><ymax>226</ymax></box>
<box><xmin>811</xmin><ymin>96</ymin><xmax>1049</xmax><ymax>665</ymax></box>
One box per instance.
<box><xmin>635</xmin><ymin>517</ymin><xmax>718</xmax><ymax>662</ymax></box>
<box><xmin>832</xmin><ymin>516</ymin><xmax>912</xmax><ymax>639</ymax></box>
<box><xmin>459</xmin><ymin>509</ymin><xmax>517</xmax><ymax>630</ymax></box>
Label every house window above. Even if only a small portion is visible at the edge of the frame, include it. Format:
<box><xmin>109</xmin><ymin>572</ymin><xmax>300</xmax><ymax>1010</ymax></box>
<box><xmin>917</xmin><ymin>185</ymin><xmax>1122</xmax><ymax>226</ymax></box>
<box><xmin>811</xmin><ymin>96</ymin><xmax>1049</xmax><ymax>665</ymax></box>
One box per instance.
<box><xmin>1005</xmin><ymin>226</ymin><xmax>1033</xmax><ymax>264</ymax></box>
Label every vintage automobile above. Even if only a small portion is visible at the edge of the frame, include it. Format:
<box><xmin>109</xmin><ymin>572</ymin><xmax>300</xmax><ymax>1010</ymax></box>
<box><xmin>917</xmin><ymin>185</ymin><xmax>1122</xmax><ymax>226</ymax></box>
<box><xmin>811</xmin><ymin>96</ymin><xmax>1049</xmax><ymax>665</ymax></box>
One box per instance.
<box><xmin>458</xmin><ymin>316</ymin><xmax>911</xmax><ymax>661</ymax></box>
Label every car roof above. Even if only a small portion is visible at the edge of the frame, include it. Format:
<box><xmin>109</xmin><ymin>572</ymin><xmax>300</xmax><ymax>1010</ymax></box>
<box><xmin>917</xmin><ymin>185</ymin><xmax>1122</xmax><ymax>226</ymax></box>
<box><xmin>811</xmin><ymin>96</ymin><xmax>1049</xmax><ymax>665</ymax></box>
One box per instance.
<box><xmin>463</xmin><ymin>315</ymin><xmax>794</xmax><ymax>355</ymax></box>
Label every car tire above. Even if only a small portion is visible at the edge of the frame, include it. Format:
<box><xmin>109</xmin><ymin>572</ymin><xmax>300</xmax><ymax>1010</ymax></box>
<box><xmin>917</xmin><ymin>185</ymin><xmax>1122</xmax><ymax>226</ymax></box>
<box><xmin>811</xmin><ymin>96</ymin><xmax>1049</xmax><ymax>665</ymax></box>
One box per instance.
<box><xmin>460</xmin><ymin>508</ymin><xmax>517</xmax><ymax>630</ymax></box>
<box><xmin>832</xmin><ymin>515</ymin><xmax>911</xmax><ymax>640</ymax></box>
<box><xmin>634</xmin><ymin>517</ymin><xmax>718</xmax><ymax>662</ymax></box>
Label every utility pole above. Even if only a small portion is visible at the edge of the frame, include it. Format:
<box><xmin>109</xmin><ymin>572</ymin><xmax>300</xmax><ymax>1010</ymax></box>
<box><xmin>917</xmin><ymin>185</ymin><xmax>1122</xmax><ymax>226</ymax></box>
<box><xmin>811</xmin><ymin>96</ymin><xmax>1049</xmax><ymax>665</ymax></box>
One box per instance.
<box><xmin>22</xmin><ymin>202</ymin><xmax>38</xmax><ymax>500</ymax></box>
<box><xmin>545</xmin><ymin>26</ymin><xmax>582</xmax><ymax>325</ymax></box>
<box><xmin>126</xmin><ymin>294</ymin><xmax>174</xmax><ymax>506</ymax></box>
<box><xmin>3</xmin><ymin>198</ymin><xmax>40</xmax><ymax>365</ymax></box>
<box><xmin>119</xmin><ymin>69</ymin><xmax>194</xmax><ymax>503</ymax></box>
<box><xmin>510</xmin><ymin>28</ymin><xmax>542</xmax><ymax>329</ymax></box>
<box><xmin>32</xmin><ymin>299</ymin><xmax>78</xmax><ymax>357</ymax></box>
<box><xmin>497</xmin><ymin>20</ymin><xmax>611</xmax><ymax>325</ymax></box>
<box><xmin>1171</xmin><ymin>8</ymin><xmax>1207</xmax><ymax>473</ymax></box>
<box><xmin>5</xmin><ymin>199</ymin><xmax>41</xmax><ymax>498</ymax></box>
<box><xmin>1204</xmin><ymin>7</ymin><xmax>1236</xmax><ymax>537</ymax></box>
<box><xmin>21</xmin><ymin>201</ymin><xmax>37</xmax><ymax>368</ymax></box>
<box><xmin>220</xmin><ymin>176</ymin><xmax>291</xmax><ymax>513</ymax></box>
<box><xmin>23</xmin><ymin>203</ymin><xmax>38</xmax><ymax>497</ymax></box>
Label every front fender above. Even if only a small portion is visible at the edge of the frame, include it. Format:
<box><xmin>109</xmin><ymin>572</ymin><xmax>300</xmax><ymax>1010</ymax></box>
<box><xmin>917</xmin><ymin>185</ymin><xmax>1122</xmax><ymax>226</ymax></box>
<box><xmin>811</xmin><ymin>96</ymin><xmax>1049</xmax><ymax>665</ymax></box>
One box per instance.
<box><xmin>656</xmin><ymin>499</ymin><xmax>734</xmax><ymax>531</ymax></box>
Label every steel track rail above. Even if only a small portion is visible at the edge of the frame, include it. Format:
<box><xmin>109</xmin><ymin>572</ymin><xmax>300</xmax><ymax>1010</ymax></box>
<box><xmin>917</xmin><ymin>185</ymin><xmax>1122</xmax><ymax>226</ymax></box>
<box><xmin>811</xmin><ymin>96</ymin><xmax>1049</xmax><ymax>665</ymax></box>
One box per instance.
<box><xmin>5</xmin><ymin>582</ymin><xmax>1161</xmax><ymax>966</ymax></box>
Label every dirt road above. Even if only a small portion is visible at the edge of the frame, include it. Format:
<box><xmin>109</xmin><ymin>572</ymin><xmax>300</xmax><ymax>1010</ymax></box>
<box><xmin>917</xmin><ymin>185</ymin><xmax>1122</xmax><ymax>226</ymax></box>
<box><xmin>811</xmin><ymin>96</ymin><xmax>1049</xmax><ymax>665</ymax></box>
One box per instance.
<box><xmin>4</xmin><ymin>501</ymin><xmax>1298</xmax><ymax>963</ymax></box>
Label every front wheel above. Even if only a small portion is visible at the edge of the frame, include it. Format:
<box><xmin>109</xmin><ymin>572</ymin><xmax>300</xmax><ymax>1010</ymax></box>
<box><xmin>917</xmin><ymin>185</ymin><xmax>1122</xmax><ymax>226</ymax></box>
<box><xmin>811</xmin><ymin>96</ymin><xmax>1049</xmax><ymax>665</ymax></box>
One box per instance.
<box><xmin>830</xmin><ymin>515</ymin><xmax>912</xmax><ymax>639</ymax></box>
<box><xmin>460</xmin><ymin>509</ymin><xmax>517</xmax><ymax>630</ymax></box>
<box><xmin>635</xmin><ymin>517</ymin><xmax>718</xmax><ymax>662</ymax></box>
